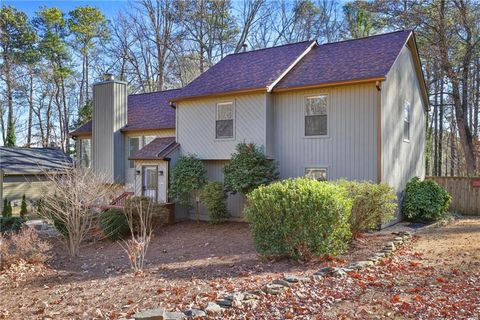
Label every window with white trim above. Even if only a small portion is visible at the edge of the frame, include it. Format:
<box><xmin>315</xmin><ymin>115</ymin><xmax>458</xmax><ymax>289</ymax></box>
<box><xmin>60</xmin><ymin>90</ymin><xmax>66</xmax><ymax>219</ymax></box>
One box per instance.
<box><xmin>128</xmin><ymin>137</ymin><xmax>140</xmax><ymax>168</ymax></box>
<box><xmin>403</xmin><ymin>101</ymin><xmax>411</xmax><ymax>141</ymax></box>
<box><xmin>216</xmin><ymin>102</ymin><xmax>234</xmax><ymax>139</ymax></box>
<box><xmin>305</xmin><ymin>167</ymin><xmax>328</xmax><ymax>181</ymax></box>
<box><xmin>305</xmin><ymin>95</ymin><xmax>328</xmax><ymax>136</ymax></box>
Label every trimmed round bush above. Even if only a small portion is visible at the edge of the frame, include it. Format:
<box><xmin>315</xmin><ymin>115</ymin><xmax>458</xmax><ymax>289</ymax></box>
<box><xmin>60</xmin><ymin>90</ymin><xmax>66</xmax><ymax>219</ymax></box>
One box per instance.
<box><xmin>199</xmin><ymin>181</ymin><xmax>229</xmax><ymax>223</ymax></box>
<box><xmin>245</xmin><ymin>178</ymin><xmax>352</xmax><ymax>260</ymax></box>
<box><xmin>99</xmin><ymin>209</ymin><xmax>129</xmax><ymax>240</ymax></box>
<box><xmin>336</xmin><ymin>180</ymin><xmax>397</xmax><ymax>233</ymax></box>
<box><xmin>403</xmin><ymin>177</ymin><xmax>451</xmax><ymax>222</ymax></box>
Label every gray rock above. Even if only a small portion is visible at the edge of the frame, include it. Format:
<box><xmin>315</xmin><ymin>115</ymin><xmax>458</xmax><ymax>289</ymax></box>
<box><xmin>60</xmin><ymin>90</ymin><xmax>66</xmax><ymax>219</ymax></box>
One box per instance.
<box><xmin>205</xmin><ymin>302</ymin><xmax>222</xmax><ymax>314</ymax></box>
<box><xmin>317</xmin><ymin>266</ymin><xmax>335</xmax><ymax>274</ymax></box>
<box><xmin>394</xmin><ymin>240</ymin><xmax>403</xmax><ymax>246</ymax></box>
<box><xmin>351</xmin><ymin>261</ymin><xmax>374</xmax><ymax>269</ymax></box>
<box><xmin>273</xmin><ymin>279</ymin><xmax>291</xmax><ymax>287</ymax></box>
<box><xmin>374</xmin><ymin>252</ymin><xmax>386</xmax><ymax>258</ymax></box>
<box><xmin>216</xmin><ymin>299</ymin><xmax>232</xmax><ymax>307</ymax></box>
<box><xmin>284</xmin><ymin>274</ymin><xmax>311</xmax><ymax>283</ymax></box>
<box><xmin>394</xmin><ymin>236</ymin><xmax>403</xmax><ymax>241</ymax></box>
<box><xmin>183</xmin><ymin>309</ymin><xmax>206</xmax><ymax>318</ymax></box>
<box><xmin>264</xmin><ymin>283</ymin><xmax>286</xmax><ymax>295</ymax></box>
<box><xmin>332</xmin><ymin>268</ymin><xmax>347</xmax><ymax>278</ymax></box>
<box><xmin>163</xmin><ymin>311</ymin><xmax>186</xmax><ymax>320</ymax></box>
<box><xmin>133</xmin><ymin>308</ymin><xmax>165</xmax><ymax>320</ymax></box>
<box><xmin>225</xmin><ymin>292</ymin><xmax>244</xmax><ymax>302</ymax></box>
<box><xmin>243</xmin><ymin>292</ymin><xmax>260</xmax><ymax>300</ymax></box>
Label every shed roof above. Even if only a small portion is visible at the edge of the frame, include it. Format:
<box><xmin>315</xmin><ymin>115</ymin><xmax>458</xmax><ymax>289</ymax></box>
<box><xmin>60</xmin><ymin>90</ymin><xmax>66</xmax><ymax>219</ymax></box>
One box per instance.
<box><xmin>70</xmin><ymin>88</ymin><xmax>182</xmax><ymax>136</ymax></box>
<box><xmin>0</xmin><ymin>147</ymin><xmax>72</xmax><ymax>175</ymax></box>
<box><xmin>129</xmin><ymin>137</ymin><xmax>179</xmax><ymax>160</ymax></box>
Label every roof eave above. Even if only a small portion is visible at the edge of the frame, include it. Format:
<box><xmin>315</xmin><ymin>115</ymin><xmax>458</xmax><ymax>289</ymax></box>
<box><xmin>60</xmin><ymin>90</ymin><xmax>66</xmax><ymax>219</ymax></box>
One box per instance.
<box><xmin>272</xmin><ymin>76</ymin><xmax>386</xmax><ymax>93</ymax></box>
<box><xmin>170</xmin><ymin>87</ymin><xmax>266</xmax><ymax>103</ymax></box>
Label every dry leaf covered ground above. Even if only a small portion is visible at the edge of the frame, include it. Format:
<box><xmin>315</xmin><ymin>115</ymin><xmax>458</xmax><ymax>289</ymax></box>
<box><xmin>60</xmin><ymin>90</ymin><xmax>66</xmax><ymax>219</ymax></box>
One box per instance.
<box><xmin>0</xmin><ymin>218</ymin><xmax>479</xmax><ymax>319</ymax></box>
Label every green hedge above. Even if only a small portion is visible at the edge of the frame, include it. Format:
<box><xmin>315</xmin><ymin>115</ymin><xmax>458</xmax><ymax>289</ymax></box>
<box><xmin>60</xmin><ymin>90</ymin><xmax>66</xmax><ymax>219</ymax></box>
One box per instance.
<box><xmin>336</xmin><ymin>180</ymin><xmax>397</xmax><ymax>233</ymax></box>
<box><xmin>199</xmin><ymin>181</ymin><xmax>229</xmax><ymax>223</ymax></box>
<box><xmin>0</xmin><ymin>217</ymin><xmax>27</xmax><ymax>233</ymax></box>
<box><xmin>403</xmin><ymin>177</ymin><xmax>451</xmax><ymax>222</ymax></box>
<box><xmin>245</xmin><ymin>178</ymin><xmax>352</xmax><ymax>260</ymax></box>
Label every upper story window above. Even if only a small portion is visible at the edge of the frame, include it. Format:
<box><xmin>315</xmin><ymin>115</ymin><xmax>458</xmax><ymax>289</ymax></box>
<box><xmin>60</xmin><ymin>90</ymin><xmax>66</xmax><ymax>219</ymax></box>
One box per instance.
<box><xmin>129</xmin><ymin>137</ymin><xmax>140</xmax><ymax>168</ymax></box>
<box><xmin>403</xmin><ymin>101</ymin><xmax>411</xmax><ymax>142</ymax></box>
<box><xmin>79</xmin><ymin>138</ymin><xmax>91</xmax><ymax>168</ymax></box>
<box><xmin>305</xmin><ymin>167</ymin><xmax>327</xmax><ymax>181</ymax></box>
<box><xmin>216</xmin><ymin>102</ymin><xmax>234</xmax><ymax>139</ymax></box>
<box><xmin>305</xmin><ymin>95</ymin><xmax>328</xmax><ymax>136</ymax></box>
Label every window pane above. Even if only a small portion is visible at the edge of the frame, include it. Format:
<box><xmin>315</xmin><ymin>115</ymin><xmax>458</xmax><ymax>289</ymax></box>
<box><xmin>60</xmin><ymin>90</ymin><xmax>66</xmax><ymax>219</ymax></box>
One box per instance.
<box><xmin>217</xmin><ymin>103</ymin><xmax>233</xmax><ymax>120</ymax></box>
<box><xmin>305</xmin><ymin>115</ymin><xmax>327</xmax><ymax>136</ymax></box>
<box><xmin>306</xmin><ymin>96</ymin><xmax>327</xmax><ymax>116</ymax></box>
<box><xmin>404</xmin><ymin>102</ymin><xmax>411</xmax><ymax>122</ymax></box>
<box><xmin>80</xmin><ymin>139</ymin><xmax>91</xmax><ymax>168</ymax></box>
<box><xmin>129</xmin><ymin>137</ymin><xmax>140</xmax><ymax>168</ymax></box>
<box><xmin>216</xmin><ymin>120</ymin><xmax>233</xmax><ymax>138</ymax></box>
<box><xmin>305</xmin><ymin>168</ymin><xmax>327</xmax><ymax>181</ymax></box>
<box><xmin>404</xmin><ymin>120</ymin><xmax>410</xmax><ymax>141</ymax></box>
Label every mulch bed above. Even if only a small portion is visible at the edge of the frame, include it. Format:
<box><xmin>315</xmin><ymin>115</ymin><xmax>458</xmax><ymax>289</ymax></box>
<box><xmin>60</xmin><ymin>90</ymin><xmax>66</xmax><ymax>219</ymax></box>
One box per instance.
<box><xmin>0</xmin><ymin>221</ymin><xmax>406</xmax><ymax>319</ymax></box>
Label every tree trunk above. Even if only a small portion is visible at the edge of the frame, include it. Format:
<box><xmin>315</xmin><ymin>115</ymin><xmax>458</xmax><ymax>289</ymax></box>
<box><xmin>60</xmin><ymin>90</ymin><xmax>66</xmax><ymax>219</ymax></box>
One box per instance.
<box><xmin>27</xmin><ymin>65</ymin><xmax>34</xmax><ymax>147</ymax></box>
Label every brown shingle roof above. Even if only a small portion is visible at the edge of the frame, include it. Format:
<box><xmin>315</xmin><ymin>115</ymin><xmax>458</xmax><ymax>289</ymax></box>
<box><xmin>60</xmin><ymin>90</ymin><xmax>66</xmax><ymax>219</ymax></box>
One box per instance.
<box><xmin>275</xmin><ymin>30</ymin><xmax>411</xmax><ymax>90</ymax></box>
<box><xmin>129</xmin><ymin>137</ymin><xmax>179</xmax><ymax>160</ymax></box>
<box><xmin>173</xmin><ymin>40</ymin><xmax>316</xmax><ymax>100</ymax></box>
<box><xmin>70</xmin><ymin>89</ymin><xmax>182</xmax><ymax>136</ymax></box>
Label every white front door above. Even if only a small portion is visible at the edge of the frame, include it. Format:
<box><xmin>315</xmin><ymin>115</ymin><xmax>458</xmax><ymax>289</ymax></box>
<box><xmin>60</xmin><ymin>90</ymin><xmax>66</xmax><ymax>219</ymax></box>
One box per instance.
<box><xmin>142</xmin><ymin>166</ymin><xmax>158</xmax><ymax>201</ymax></box>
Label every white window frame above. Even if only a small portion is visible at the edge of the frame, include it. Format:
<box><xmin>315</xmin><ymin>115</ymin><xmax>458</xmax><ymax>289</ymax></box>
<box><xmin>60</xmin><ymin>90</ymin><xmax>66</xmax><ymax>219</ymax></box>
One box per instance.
<box><xmin>215</xmin><ymin>101</ymin><xmax>235</xmax><ymax>140</ymax></box>
<box><xmin>304</xmin><ymin>167</ymin><xmax>328</xmax><ymax>181</ymax></box>
<box><xmin>403</xmin><ymin>101</ymin><xmax>411</xmax><ymax>142</ymax></box>
<box><xmin>304</xmin><ymin>94</ymin><xmax>329</xmax><ymax>138</ymax></box>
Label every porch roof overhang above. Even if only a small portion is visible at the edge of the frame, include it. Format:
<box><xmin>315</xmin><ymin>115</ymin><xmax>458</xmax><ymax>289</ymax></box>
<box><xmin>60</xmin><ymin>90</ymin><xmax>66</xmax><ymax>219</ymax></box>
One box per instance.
<box><xmin>128</xmin><ymin>137</ymin><xmax>179</xmax><ymax>161</ymax></box>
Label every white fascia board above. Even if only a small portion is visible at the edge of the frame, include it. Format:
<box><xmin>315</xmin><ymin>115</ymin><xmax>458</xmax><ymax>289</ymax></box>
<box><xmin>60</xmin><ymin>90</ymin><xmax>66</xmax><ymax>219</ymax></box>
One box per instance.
<box><xmin>266</xmin><ymin>40</ymin><xmax>318</xmax><ymax>93</ymax></box>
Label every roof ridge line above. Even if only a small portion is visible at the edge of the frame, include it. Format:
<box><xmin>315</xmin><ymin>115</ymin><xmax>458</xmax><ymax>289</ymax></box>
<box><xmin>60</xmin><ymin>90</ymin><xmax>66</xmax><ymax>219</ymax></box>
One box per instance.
<box><xmin>227</xmin><ymin>39</ymin><xmax>313</xmax><ymax>56</ymax></box>
<box><xmin>129</xmin><ymin>88</ymin><xmax>182</xmax><ymax>97</ymax></box>
<box><xmin>319</xmin><ymin>29</ymin><xmax>411</xmax><ymax>46</ymax></box>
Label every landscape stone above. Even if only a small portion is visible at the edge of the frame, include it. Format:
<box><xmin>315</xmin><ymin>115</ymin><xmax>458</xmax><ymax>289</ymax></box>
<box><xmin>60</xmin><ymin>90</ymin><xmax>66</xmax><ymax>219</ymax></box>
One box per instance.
<box><xmin>394</xmin><ymin>236</ymin><xmax>403</xmax><ymax>241</ymax></box>
<box><xmin>264</xmin><ymin>283</ymin><xmax>286</xmax><ymax>295</ymax></box>
<box><xmin>284</xmin><ymin>274</ymin><xmax>311</xmax><ymax>283</ymax></box>
<box><xmin>205</xmin><ymin>302</ymin><xmax>223</xmax><ymax>314</ymax></box>
<box><xmin>225</xmin><ymin>292</ymin><xmax>245</xmax><ymax>302</ymax></box>
<box><xmin>133</xmin><ymin>308</ymin><xmax>165</xmax><ymax>320</ymax></box>
<box><xmin>332</xmin><ymin>268</ymin><xmax>347</xmax><ymax>277</ymax></box>
<box><xmin>273</xmin><ymin>279</ymin><xmax>291</xmax><ymax>287</ymax></box>
<box><xmin>183</xmin><ymin>309</ymin><xmax>206</xmax><ymax>318</ymax></box>
<box><xmin>374</xmin><ymin>252</ymin><xmax>386</xmax><ymax>258</ymax></box>
<box><xmin>243</xmin><ymin>292</ymin><xmax>260</xmax><ymax>300</ymax></box>
<box><xmin>216</xmin><ymin>299</ymin><xmax>232</xmax><ymax>307</ymax></box>
<box><xmin>163</xmin><ymin>311</ymin><xmax>186</xmax><ymax>320</ymax></box>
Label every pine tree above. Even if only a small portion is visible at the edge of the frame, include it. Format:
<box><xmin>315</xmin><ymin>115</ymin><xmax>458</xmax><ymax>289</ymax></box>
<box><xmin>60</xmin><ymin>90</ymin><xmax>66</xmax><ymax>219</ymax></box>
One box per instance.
<box><xmin>20</xmin><ymin>194</ymin><xmax>28</xmax><ymax>218</ymax></box>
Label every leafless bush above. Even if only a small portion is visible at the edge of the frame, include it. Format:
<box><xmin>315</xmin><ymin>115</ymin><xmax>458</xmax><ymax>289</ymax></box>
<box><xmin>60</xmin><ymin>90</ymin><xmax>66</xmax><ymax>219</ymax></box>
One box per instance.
<box><xmin>0</xmin><ymin>228</ymin><xmax>51</xmax><ymax>269</ymax></box>
<box><xmin>37</xmin><ymin>167</ymin><xmax>114</xmax><ymax>257</ymax></box>
<box><xmin>120</xmin><ymin>197</ymin><xmax>156</xmax><ymax>272</ymax></box>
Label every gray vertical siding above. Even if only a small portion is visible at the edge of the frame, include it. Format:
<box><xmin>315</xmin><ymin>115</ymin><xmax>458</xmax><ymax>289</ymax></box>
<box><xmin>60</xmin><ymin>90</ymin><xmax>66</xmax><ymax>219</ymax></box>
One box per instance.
<box><xmin>273</xmin><ymin>84</ymin><xmax>378</xmax><ymax>181</ymax></box>
<box><xmin>381</xmin><ymin>44</ymin><xmax>426</xmax><ymax>195</ymax></box>
<box><xmin>177</xmin><ymin>93</ymin><xmax>268</xmax><ymax>159</ymax></box>
<box><xmin>92</xmin><ymin>81</ymin><xmax>127</xmax><ymax>183</ymax></box>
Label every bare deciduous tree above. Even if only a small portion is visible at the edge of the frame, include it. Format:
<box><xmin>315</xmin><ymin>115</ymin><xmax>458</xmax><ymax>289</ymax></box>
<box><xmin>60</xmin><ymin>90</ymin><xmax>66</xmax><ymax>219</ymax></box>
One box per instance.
<box><xmin>38</xmin><ymin>168</ymin><xmax>114</xmax><ymax>257</ymax></box>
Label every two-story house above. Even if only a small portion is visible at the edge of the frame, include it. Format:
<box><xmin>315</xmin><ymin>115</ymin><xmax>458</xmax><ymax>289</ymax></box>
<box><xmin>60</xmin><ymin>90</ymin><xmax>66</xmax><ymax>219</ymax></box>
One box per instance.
<box><xmin>72</xmin><ymin>30</ymin><xmax>427</xmax><ymax>221</ymax></box>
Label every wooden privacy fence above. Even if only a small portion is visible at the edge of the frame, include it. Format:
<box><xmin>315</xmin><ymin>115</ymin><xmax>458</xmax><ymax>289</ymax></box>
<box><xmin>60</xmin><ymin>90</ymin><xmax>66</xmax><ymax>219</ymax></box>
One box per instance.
<box><xmin>426</xmin><ymin>176</ymin><xmax>480</xmax><ymax>215</ymax></box>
